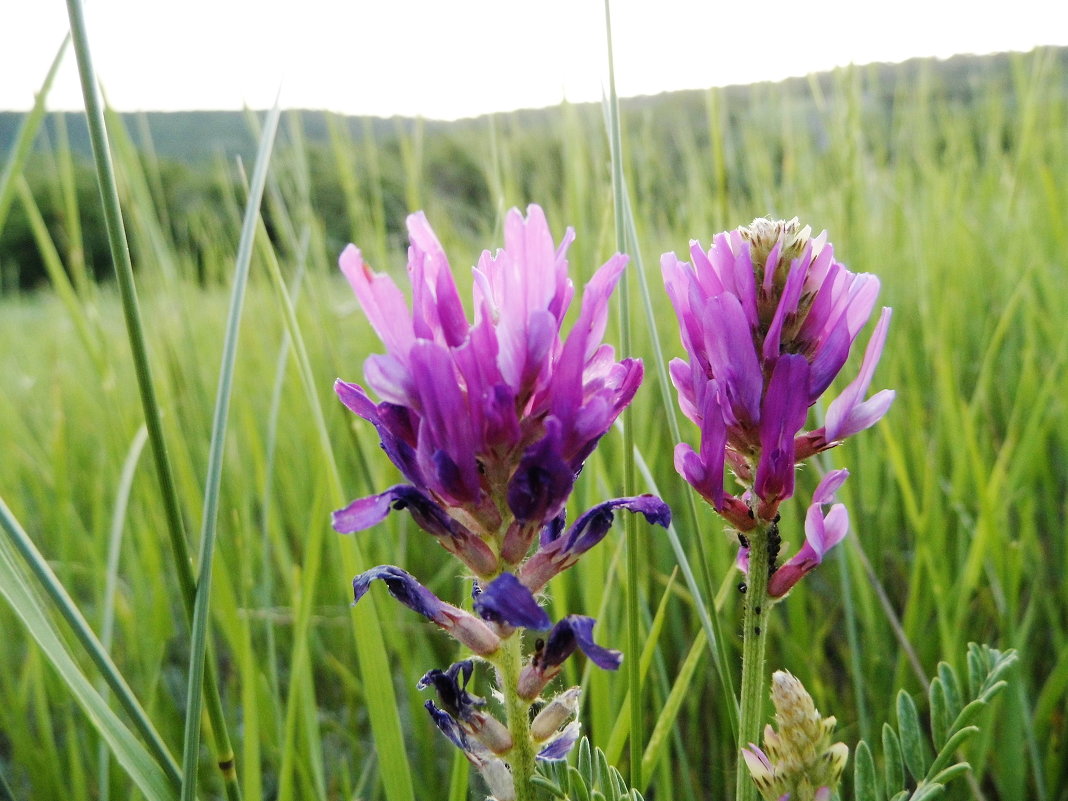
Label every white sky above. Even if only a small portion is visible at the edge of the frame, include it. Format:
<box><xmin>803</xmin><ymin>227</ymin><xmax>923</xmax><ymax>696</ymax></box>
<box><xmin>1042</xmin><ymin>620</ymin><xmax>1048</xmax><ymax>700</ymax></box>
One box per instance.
<box><xmin>2</xmin><ymin>0</ymin><xmax>1066</xmax><ymax>121</ymax></box>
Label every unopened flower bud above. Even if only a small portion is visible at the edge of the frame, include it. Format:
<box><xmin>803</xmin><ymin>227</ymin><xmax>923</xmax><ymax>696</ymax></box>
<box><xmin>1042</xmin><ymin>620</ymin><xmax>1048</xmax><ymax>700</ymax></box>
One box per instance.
<box><xmin>468</xmin><ymin>711</ymin><xmax>513</xmax><ymax>755</ymax></box>
<box><xmin>531</xmin><ymin>687</ymin><xmax>581</xmax><ymax>742</ymax></box>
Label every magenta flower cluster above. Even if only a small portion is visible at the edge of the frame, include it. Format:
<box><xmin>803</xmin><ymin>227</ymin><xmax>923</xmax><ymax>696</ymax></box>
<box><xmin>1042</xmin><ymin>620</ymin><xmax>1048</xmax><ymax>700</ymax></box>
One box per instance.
<box><xmin>333</xmin><ymin>205</ymin><xmax>669</xmax><ymax>794</ymax></box>
<box><xmin>663</xmin><ymin>218</ymin><xmax>893</xmax><ymax>597</ymax></box>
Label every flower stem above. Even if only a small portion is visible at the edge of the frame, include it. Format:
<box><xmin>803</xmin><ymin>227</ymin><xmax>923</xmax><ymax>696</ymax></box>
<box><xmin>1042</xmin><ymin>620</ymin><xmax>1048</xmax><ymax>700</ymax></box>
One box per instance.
<box><xmin>736</xmin><ymin>520</ymin><xmax>773</xmax><ymax>801</ymax></box>
<box><xmin>498</xmin><ymin>633</ymin><xmax>536</xmax><ymax>801</ymax></box>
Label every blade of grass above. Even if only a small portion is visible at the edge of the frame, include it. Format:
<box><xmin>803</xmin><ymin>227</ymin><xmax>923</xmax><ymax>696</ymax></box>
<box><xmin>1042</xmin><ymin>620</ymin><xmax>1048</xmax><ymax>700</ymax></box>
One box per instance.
<box><xmin>602</xmin><ymin>1</ymin><xmax>643</xmax><ymax>786</ymax></box>
<box><xmin>0</xmin><ymin>35</ymin><xmax>69</xmax><ymax>236</ymax></box>
<box><xmin>0</xmin><ymin>498</ymin><xmax>178</xmax><ymax>801</ymax></box>
<box><xmin>641</xmin><ymin>629</ymin><xmax>706</xmax><ymax>785</ymax></box>
<box><xmin>62</xmin><ymin>0</ymin><xmax>243</xmax><ymax>795</ymax></box>
<box><xmin>180</xmin><ymin>101</ymin><xmax>281</xmax><ymax>801</ymax></box>
<box><xmin>13</xmin><ymin>175</ymin><xmax>104</xmax><ymax>371</ymax></box>
<box><xmin>620</xmin><ymin>185</ymin><xmax>739</xmax><ymax>740</ymax></box>
<box><xmin>0</xmin><ymin>492</ymin><xmax>178</xmax><ymax>785</ymax></box>
<box><xmin>97</xmin><ymin>425</ymin><xmax>150</xmax><ymax>801</ymax></box>
<box><xmin>603</xmin><ymin>569</ymin><xmax>678</xmax><ymax>765</ymax></box>
<box><xmin>258</xmin><ymin>223</ymin><xmax>416</xmax><ymax>801</ymax></box>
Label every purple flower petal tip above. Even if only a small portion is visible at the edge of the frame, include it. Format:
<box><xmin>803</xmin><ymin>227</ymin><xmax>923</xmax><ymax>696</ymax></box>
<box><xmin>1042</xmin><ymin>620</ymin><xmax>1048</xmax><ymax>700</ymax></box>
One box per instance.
<box><xmin>537</xmin><ymin>721</ymin><xmax>581</xmax><ymax>761</ymax></box>
<box><xmin>563</xmin><ymin>495</ymin><xmax>671</xmax><ymax>556</ymax></box>
<box><xmin>474</xmin><ymin>573</ymin><xmax>552</xmax><ymax>630</ymax></box>
<box><xmin>352</xmin><ymin>565</ymin><xmax>448</xmax><ymax>620</ymax></box>
<box><xmin>333</xmin><ymin>485</ymin><xmax>452</xmax><ymax>536</ymax></box>
<box><xmin>542</xmin><ymin>615</ymin><xmax>622</xmax><ymax>672</ymax></box>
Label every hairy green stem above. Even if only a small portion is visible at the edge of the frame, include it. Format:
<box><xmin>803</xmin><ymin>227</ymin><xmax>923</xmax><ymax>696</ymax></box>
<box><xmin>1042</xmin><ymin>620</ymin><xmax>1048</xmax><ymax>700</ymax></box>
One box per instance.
<box><xmin>736</xmin><ymin>520</ymin><xmax>773</xmax><ymax>801</ymax></box>
<box><xmin>498</xmin><ymin>634</ymin><xmax>536</xmax><ymax>801</ymax></box>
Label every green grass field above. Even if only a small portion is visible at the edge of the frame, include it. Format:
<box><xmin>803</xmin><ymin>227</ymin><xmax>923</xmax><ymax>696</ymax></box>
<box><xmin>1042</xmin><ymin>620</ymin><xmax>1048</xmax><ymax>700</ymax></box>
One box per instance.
<box><xmin>0</xmin><ymin>39</ymin><xmax>1065</xmax><ymax>801</ymax></box>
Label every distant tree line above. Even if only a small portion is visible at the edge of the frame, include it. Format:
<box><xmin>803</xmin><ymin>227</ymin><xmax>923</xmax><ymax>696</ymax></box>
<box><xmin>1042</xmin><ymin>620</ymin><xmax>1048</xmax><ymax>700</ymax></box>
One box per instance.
<box><xmin>1</xmin><ymin>47</ymin><xmax>1062</xmax><ymax>292</ymax></box>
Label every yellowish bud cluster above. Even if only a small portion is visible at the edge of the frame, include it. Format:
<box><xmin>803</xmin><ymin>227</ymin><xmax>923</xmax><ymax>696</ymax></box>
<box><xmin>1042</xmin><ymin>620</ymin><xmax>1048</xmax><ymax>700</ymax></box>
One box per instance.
<box><xmin>743</xmin><ymin>671</ymin><xmax>849</xmax><ymax>801</ymax></box>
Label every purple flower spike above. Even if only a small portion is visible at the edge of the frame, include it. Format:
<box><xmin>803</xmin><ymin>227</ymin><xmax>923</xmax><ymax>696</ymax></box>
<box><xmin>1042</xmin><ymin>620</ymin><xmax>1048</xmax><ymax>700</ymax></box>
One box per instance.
<box><xmin>664</xmin><ymin>218</ymin><xmax>892</xmax><ymax>521</ymax></box>
<box><xmin>474</xmin><ymin>573</ymin><xmax>552</xmax><ymax>631</ymax></box>
<box><xmin>519</xmin><ymin>495</ymin><xmax>671</xmax><ymax>592</ymax></box>
<box><xmin>767</xmin><ymin>470</ymin><xmax>850</xmax><ymax>598</ymax></box>
<box><xmin>353</xmin><ymin>565</ymin><xmax>500</xmax><ymax>655</ymax></box>
<box><xmin>338</xmin><ymin>204</ymin><xmax>651</xmax><ymax>539</ymax></box>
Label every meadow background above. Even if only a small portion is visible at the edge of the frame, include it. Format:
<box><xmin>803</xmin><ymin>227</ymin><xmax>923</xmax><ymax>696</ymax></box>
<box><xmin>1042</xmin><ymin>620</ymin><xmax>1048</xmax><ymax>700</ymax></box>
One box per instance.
<box><xmin>0</xmin><ymin>44</ymin><xmax>1065</xmax><ymax>800</ymax></box>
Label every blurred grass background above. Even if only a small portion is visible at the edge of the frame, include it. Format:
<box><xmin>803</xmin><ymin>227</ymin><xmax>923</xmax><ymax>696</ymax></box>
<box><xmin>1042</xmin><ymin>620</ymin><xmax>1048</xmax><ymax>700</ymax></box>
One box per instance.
<box><xmin>0</xmin><ymin>46</ymin><xmax>1065</xmax><ymax>800</ymax></box>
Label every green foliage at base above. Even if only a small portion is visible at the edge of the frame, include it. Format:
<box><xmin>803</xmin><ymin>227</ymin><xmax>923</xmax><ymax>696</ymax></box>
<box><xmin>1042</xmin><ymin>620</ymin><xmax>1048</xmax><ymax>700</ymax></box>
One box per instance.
<box><xmin>534</xmin><ymin>738</ymin><xmax>644</xmax><ymax>801</ymax></box>
<box><xmin>853</xmin><ymin>644</ymin><xmax>1018</xmax><ymax>801</ymax></box>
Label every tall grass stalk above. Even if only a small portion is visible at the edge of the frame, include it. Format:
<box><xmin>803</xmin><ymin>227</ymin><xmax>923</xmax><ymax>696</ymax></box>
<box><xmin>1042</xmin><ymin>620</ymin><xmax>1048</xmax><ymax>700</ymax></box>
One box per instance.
<box><xmin>601</xmin><ymin>1</ymin><xmax>644</xmax><ymax>788</ymax></box>
<box><xmin>63</xmin><ymin>0</ymin><xmax>241</xmax><ymax>793</ymax></box>
<box><xmin>179</xmin><ymin>101</ymin><xmax>280</xmax><ymax>801</ymax></box>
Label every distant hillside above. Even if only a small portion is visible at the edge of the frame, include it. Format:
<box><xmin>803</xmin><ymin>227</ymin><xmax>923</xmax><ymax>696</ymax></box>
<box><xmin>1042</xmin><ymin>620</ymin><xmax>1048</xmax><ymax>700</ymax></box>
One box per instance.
<box><xmin>2</xmin><ymin>48</ymin><xmax>1064</xmax><ymax>165</ymax></box>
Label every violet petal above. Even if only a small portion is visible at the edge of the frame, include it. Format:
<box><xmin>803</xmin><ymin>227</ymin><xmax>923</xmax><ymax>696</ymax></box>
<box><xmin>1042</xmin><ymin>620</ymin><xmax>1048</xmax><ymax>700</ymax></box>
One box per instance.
<box><xmin>561</xmin><ymin>495</ymin><xmax>671</xmax><ymax>558</ymax></box>
<box><xmin>536</xmin><ymin>721</ymin><xmax>581</xmax><ymax>761</ymax></box>
<box><xmin>332</xmin><ymin>485</ymin><xmax>461</xmax><ymax>541</ymax></box>
<box><xmin>507</xmin><ymin>419</ymin><xmax>574</xmax><ymax>524</ymax></box>
<box><xmin>474</xmin><ymin>573</ymin><xmax>551</xmax><ymax>630</ymax></box>
<box><xmin>542</xmin><ymin>615</ymin><xmax>622</xmax><ymax>671</ymax></box>
<box><xmin>352</xmin><ymin>565</ymin><xmax>450</xmax><ymax>623</ymax></box>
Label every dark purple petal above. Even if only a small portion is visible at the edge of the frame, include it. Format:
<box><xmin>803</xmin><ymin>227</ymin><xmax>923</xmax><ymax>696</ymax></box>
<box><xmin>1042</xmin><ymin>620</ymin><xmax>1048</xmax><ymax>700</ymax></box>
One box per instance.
<box><xmin>334</xmin><ymin>487</ymin><xmax>498</xmax><ymax>577</ymax></box>
<box><xmin>562</xmin><ymin>495</ymin><xmax>672</xmax><ymax>557</ymax></box>
<box><xmin>542</xmin><ymin>615</ymin><xmax>622</xmax><ymax>671</ymax></box>
<box><xmin>334</xmin><ymin>380</ymin><xmax>423</xmax><ymax>484</ymax></box>
<box><xmin>410</xmin><ymin>341</ymin><xmax>480</xmax><ymax>501</ymax></box>
<box><xmin>551</xmin><ymin>254</ymin><xmax>629</xmax><ymax>435</ymax></box>
<box><xmin>353</xmin><ymin>566</ymin><xmax>501</xmax><ymax>654</ymax></box>
<box><xmin>474</xmin><ymin>573</ymin><xmax>551</xmax><ymax>630</ymax></box>
<box><xmin>824</xmin><ymin>307</ymin><xmax>894</xmax><ymax>441</ymax></box>
<box><xmin>539</xmin><ymin>513</ymin><xmax>566</xmax><ymax>547</ymax></box>
<box><xmin>424</xmin><ymin>700</ymin><xmax>471</xmax><ymax>752</ymax></box>
<box><xmin>672</xmin><ymin>379</ymin><xmax>729</xmax><ymax>509</ymax></box>
<box><xmin>537</xmin><ymin>721</ymin><xmax>581</xmax><ymax>761</ymax></box>
<box><xmin>352</xmin><ymin>565</ymin><xmax>450</xmax><ymax>621</ymax></box>
<box><xmin>333</xmin><ymin>485</ymin><xmax>456</xmax><ymax>538</ymax></box>
<box><xmin>762</xmin><ymin>257</ymin><xmax>808</xmax><ymax>363</ymax></box>
<box><xmin>507</xmin><ymin>419</ymin><xmax>575</xmax><ymax>524</ymax></box>
<box><xmin>572</xmin><ymin>358</ymin><xmax>644</xmax><ymax>468</ymax></box>
<box><xmin>417</xmin><ymin>660</ymin><xmax>484</xmax><ymax>720</ymax></box>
